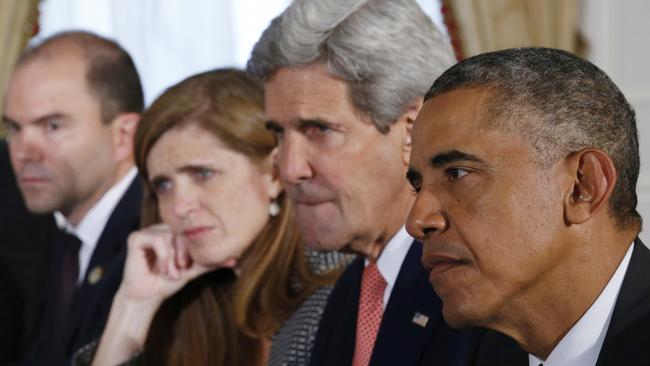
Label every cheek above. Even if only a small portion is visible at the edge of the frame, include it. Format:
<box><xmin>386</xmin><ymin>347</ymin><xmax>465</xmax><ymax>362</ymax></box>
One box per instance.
<box><xmin>216</xmin><ymin>177</ymin><xmax>271</xmax><ymax>240</ymax></box>
<box><xmin>212</xmin><ymin>190</ymin><xmax>270</xmax><ymax>259</ymax></box>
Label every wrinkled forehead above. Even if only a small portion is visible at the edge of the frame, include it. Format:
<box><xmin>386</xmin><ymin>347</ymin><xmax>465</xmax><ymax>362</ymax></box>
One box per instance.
<box><xmin>264</xmin><ymin>64</ymin><xmax>372</xmax><ymax>127</ymax></box>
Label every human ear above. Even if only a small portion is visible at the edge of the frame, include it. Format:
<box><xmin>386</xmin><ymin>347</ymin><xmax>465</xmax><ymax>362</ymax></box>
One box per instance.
<box><xmin>398</xmin><ymin>96</ymin><xmax>423</xmax><ymax>166</ymax></box>
<box><xmin>564</xmin><ymin>149</ymin><xmax>617</xmax><ymax>224</ymax></box>
<box><xmin>111</xmin><ymin>112</ymin><xmax>140</xmax><ymax>162</ymax></box>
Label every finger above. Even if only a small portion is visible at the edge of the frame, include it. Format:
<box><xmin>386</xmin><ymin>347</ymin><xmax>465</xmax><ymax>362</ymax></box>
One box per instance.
<box><xmin>173</xmin><ymin>235</ymin><xmax>192</xmax><ymax>269</ymax></box>
<box><xmin>166</xmin><ymin>247</ymin><xmax>180</xmax><ymax>280</ymax></box>
<box><xmin>130</xmin><ymin>232</ymin><xmax>173</xmax><ymax>276</ymax></box>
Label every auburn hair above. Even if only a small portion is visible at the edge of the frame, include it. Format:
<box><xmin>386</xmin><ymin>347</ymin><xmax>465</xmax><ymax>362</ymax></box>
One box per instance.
<box><xmin>134</xmin><ymin>69</ymin><xmax>336</xmax><ymax>365</ymax></box>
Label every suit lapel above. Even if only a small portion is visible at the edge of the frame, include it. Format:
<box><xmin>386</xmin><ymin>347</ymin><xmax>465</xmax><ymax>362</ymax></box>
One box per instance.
<box><xmin>370</xmin><ymin>241</ymin><xmax>441</xmax><ymax>365</ymax></box>
<box><xmin>596</xmin><ymin>239</ymin><xmax>650</xmax><ymax>366</ymax></box>
<box><xmin>309</xmin><ymin>257</ymin><xmax>364</xmax><ymax>366</ymax></box>
<box><xmin>67</xmin><ymin>177</ymin><xmax>142</xmax><ymax>348</ymax></box>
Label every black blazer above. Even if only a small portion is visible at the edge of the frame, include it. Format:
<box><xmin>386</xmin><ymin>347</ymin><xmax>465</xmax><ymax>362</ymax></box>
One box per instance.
<box><xmin>468</xmin><ymin>239</ymin><xmax>650</xmax><ymax>366</ymax></box>
<box><xmin>0</xmin><ymin>141</ymin><xmax>58</xmax><ymax>363</ymax></box>
<box><xmin>310</xmin><ymin>240</ymin><xmax>474</xmax><ymax>366</ymax></box>
<box><xmin>22</xmin><ymin>175</ymin><xmax>142</xmax><ymax>366</ymax></box>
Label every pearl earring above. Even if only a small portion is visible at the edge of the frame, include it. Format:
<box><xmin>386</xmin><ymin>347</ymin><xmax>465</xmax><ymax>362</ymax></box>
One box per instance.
<box><xmin>269</xmin><ymin>200</ymin><xmax>280</xmax><ymax>217</ymax></box>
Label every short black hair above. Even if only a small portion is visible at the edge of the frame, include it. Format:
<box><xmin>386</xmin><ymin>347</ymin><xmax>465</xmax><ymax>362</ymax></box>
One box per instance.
<box><xmin>426</xmin><ymin>47</ymin><xmax>640</xmax><ymax>230</ymax></box>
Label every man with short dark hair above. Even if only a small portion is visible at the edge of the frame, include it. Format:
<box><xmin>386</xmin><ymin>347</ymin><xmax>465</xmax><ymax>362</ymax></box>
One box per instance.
<box><xmin>249</xmin><ymin>0</ymin><xmax>474</xmax><ymax>365</ymax></box>
<box><xmin>406</xmin><ymin>47</ymin><xmax>649</xmax><ymax>365</ymax></box>
<box><xmin>2</xmin><ymin>31</ymin><xmax>144</xmax><ymax>365</ymax></box>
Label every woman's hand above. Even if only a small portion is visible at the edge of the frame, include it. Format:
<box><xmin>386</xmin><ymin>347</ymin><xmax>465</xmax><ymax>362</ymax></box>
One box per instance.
<box><xmin>92</xmin><ymin>224</ymin><xmax>212</xmax><ymax>366</ymax></box>
<box><xmin>120</xmin><ymin>223</ymin><xmax>211</xmax><ymax>305</ymax></box>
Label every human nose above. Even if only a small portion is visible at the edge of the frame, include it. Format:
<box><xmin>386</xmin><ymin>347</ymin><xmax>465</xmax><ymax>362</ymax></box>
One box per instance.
<box><xmin>9</xmin><ymin>127</ymin><xmax>44</xmax><ymax>164</ymax></box>
<box><xmin>171</xmin><ymin>183</ymin><xmax>200</xmax><ymax>220</ymax></box>
<box><xmin>277</xmin><ymin>132</ymin><xmax>313</xmax><ymax>185</ymax></box>
<box><xmin>406</xmin><ymin>189</ymin><xmax>448</xmax><ymax>240</ymax></box>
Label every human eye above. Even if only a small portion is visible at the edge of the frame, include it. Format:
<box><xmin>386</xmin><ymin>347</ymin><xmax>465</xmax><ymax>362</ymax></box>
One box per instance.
<box><xmin>151</xmin><ymin>178</ymin><xmax>172</xmax><ymax>195</ymax></box>
<box><xmin>44</xmin><ymin>118</ymin><xmax>62</xmax><ymax>132</ymax></box>
<box><xmin>265</xmin><ymin>121</ymin><xmax>285</xmax><ymax>140</ymax></box>
<box><xmin>303</xmin><ymin>121</ymin><xmax>332</xmax><ymax>136</ymax></box>
<box><xmin>406</xmin><ymin>170</ymin><xmax>422</xmax><ymax>193</ymax></box>
<box><xmin>446</xmin><ymin>167</ymin><xmax>470</xmax><ymax>181</ymax></box>
<box><xmin>2</xmin><ymin>121</ymin><xmax>19</xmax><ymax>140</ymax></box>
<box><xmin>192</xmin><ymin>167</ymin><xmax>214</xmax><ymax>181</ymax></box>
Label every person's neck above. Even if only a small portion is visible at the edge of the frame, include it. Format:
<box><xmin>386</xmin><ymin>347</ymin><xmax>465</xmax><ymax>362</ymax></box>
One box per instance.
<box><xmin>490</xmin><ymin>228</ymin><xmax>637</xmax><ymax>359</ymax></box>
<box><xmin>64</xmin><ymin>162</ymin><xmax>134</xmax><ymax>226</ymax></box>
<box><xmin>348</xmin><ymin>188</ymin><xmax>414</xmax><ymax>262</ymax></box>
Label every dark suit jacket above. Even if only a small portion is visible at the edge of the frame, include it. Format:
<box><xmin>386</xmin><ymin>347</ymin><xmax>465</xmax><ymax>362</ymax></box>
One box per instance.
<box><xmin>310</xmin><ymin>240</ymin><xmax>474</xmax><ymax>366</ymax></box>
<box><xmin>468</xmin><ymin>239</ymin><xmax>650</xmax><ymax>366</ymax></box>
<box><xmin>0</xmin><ymin>141</ymin><xmax>58</xmax><ymax>363</ymax></box>
<box><xmin>22</xmin><ymin>175</ymin><xmax>142</xmax><ymax>366</ymax></box>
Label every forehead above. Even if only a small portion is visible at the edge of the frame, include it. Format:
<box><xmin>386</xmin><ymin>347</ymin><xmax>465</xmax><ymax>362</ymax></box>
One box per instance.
<box><xmin>147</xmin><ymin>124</ymin><xmax>238</xmax><ymax>170</ymax></box>
<box><xmin>413</xmin><ymin>88</ymin><xmax>491</xmax><ymax>150</ymax></box>
<box><xmin>6</xmin><ymin>52</ymin><xmax>94</xmax><ymax>118</ymax></box>
<box><xmin>412</xmin><ymin>88</ymin><xmax>531</xmax><ymax>168</ymax></box>
<box><xmin>264</xmin><ymin>63</ymin><xmax>361</xmax><ymax>124</ymax></box>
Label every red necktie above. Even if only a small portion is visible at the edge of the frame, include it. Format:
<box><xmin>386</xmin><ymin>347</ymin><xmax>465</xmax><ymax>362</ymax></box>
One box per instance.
<box><xmin>352</xmin><ymin>262</ymin><xmax>387</xmax><ymax>366</ymax></box>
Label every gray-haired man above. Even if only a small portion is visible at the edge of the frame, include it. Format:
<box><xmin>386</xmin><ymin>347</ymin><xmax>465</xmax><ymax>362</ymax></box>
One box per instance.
<box><xmin>249</xmin><ymin>0</ymin><xmax>474</xmax><ymax>365</ymax></box>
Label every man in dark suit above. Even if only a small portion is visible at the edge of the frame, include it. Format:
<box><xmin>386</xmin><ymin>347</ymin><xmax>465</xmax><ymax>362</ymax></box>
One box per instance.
<box><xmin>2</xmin><ymin>31</ymin><xmax>143</xmax><ymax>365</ymax></box>
<box><xmin>248</xmin><ymin>1</ymin><xmax>474</xmax><ymax>365</ymax></box>
<box><xmin>0</xmin><ymin>140</ymin><xmax>57</xmax><ymax>363</ymax></box>
<box><xmin>406</xmin><ymin>47</ymin><xmax>649</xmax><ymax>365</ymax></box>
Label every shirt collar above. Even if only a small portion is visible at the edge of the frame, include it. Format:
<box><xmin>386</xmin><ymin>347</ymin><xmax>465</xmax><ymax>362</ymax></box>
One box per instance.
<box><xmin>365</xmin><ymin>225</ymin><xmax>413</xmax><ymax>306</ymax></box>
<box><xmin>528</xmin><ymin>242</ymin><xmax>634</xmax><ymax>366</ymax></box>
<box><xmin>54</xmin><ymin>167</ymin><xmax>138</xmax><ymax>281</ymax></box>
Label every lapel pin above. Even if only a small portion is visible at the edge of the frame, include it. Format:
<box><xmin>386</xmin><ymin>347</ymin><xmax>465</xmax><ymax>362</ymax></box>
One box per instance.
<box><xmin>412</xmin><ymin>312</ymin><xmax>429</xmax><ymax>328</ymax></box>
<box><xmin>88</xmin><ymin>266</ymin><xmax>104</xmax><ymax>285</ymax></box>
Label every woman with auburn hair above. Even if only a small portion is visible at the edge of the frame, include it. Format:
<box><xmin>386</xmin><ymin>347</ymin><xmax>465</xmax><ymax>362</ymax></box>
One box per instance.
<box><xmin>88</xmin><ymin>69</ymin><xmax>343</xmax><ymax>365</ymax></box>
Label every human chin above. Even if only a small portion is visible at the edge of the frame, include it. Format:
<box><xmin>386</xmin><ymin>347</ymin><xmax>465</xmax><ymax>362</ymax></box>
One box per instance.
<box><xmin>21</xmin><ymin>187</ymin><xmax>62</xmax><ymax>214</ymax></box>
<box><xmin>188</xmin><ymin>243</ymin><xmax>238</xmax><ymax>268</ymax></box>
<box><xmin>440</xmin><ymin>300</ymin><xmax>478</xmax><ymax>329</ymax></box>
<box><xmin>296</xmin><ymin>206</ymin><xmax>348</xmax><ymax>251</ymax></box>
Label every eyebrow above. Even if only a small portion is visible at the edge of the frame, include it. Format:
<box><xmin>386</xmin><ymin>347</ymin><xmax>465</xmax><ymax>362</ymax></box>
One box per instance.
<box><xmin>429</xmin><ymin>149</ymin><xmax>485</xmax><ymax>168</ymax></box>
<box><xmin>266</xmin><ymin>117</ymin><xmax>333</xmax><ymax>130</ymax></box>
<box><xmin>2</xmin><ymin>113</ymin><xmax>69</xmax><ymax>126</ymax></box>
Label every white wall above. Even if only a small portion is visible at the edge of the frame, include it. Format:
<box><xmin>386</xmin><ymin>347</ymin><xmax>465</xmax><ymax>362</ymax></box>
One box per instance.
<box><xmin>580</xmin><ymin>0</ymin><xmax>650</xmax><ymax>241</ymax></box>
<box><xmin>35</xmin><ymin>0</ymin><xmax>444</xmax><ymax>106</ymax></box>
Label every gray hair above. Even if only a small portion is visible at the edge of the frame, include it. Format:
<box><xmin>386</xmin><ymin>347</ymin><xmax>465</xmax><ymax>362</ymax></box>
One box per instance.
<box><xmin>247</xmin><ymin>0</ymin><xmax>456</xmax><ymax>133</ymax></box>
<box><xmin>426</xmin><ymin>47</ymin><xmax>640</xmax><ymax>230</ymax></box>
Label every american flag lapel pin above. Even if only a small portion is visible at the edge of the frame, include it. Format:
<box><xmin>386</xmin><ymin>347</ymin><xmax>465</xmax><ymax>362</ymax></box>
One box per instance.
<box><xmin>412</xmin><ymin>312</ymin><xmax>429</xmax><ymax>327</ymax></box>
<box><xmin>88</xmin><ymin>266</ymin><xmax>103</xmax><ymax>285</ymax></box>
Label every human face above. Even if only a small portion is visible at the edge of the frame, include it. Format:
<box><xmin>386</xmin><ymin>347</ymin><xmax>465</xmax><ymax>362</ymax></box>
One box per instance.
<box><xmin>406</xmin><ymin>88</ymin><xmax>571</xmax><ymax>328</ymax></box>
<box><xmin>147</xmin><ymin>123</ymin><xmax>281</xmax><ymax>267</ymax></box>
<box><xmin>265</xmin><ymin>63</ymin><xmax>411</xmax><ymax>255</ymax></box>
<box><xmin>3</xmin><ymin>52</ymin><xmax>119</xmax><ymax>225</ymax></box>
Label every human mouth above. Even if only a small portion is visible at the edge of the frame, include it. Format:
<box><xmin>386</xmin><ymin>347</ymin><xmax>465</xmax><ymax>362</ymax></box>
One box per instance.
<box><xmin>423</xmin><ymin>254</ymin><xmax>465</xmax><ymax>282</ymax></box>
<box><xmin>288</xmin><ymin>185</ymin><xmax>335</xmax><ymax>207</ymax></box>
<box><xmin>17</xmin><ymin>166</ymin><xmax>50</xmax><ymax>187</ymax></box>
<box><xmin>181</xmin><ymin>226</ymin><xmax>214</xmax><ymax>241</ymax></box>
<box><xmin>19</xmin><ymin>175</ymin><xmax>49</xmax><ymax>187</ymax></box>
<box><xmin>294</xmin><ymin>198</ymin><xmax>331</xmax><ymax>206</ymax></box>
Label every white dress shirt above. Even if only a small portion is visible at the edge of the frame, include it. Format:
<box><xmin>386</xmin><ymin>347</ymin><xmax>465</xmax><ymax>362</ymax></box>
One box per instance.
<box><xmin>364</xmin><ymin>225</ymin><xmax>414</xmax><ymax>308</ymax></box>
<box><xmin>529</xmin><ymin>242</ymin><xmax>634</xmax><ymax>366</ymax></box>
<box><xmin>55</xmin><ymin>167</ymin><xmax>138</xmax><ymax>284</ymax></box>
